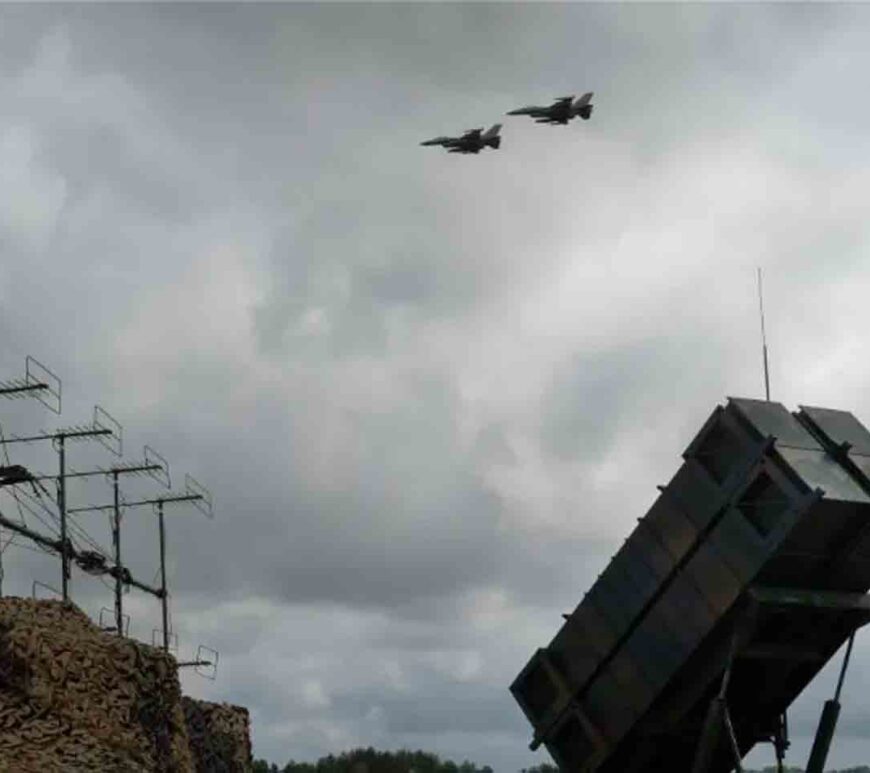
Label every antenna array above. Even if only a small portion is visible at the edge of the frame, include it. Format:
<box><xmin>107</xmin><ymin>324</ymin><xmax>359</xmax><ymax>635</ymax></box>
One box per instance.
<box><xmin>0</xmin><ymin>355</ymin><xmax>218</xmax><ymax>678</ymax></box>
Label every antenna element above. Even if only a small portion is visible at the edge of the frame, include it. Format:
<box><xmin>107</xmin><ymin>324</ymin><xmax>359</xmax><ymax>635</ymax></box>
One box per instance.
<box><xmin>757</xmin><ymin>267</ymin><xmax>771</xmax><ymax>401</ymax></box>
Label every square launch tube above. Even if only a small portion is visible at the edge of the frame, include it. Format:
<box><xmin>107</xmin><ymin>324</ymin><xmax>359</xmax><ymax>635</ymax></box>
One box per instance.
<box><xmin>511</xmin><ymin>398</ymin><xmax>870</xmax><ymax>772</ymax></box>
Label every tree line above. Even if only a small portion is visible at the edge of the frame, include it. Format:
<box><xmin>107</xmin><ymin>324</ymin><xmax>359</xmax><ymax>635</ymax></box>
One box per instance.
<box><xmin>253</xmin><ymin>753</ymin><xmax>870</xmax><ymax>773</ymax></box>
<box><xmin>252</xmin><ymin>748</ymin><xmax>493</xmax><ymax>773</ymax></box>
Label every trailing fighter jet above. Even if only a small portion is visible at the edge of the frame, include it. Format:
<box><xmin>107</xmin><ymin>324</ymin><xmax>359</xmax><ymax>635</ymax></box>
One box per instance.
<box><xmin>507</xmin><ymin>92</ymin><xmax>593</xmax><ymax>124</ymax></box>
<box><xmin>420</xmin><ymin>124</ymin><xmax>502</xmax><ymax>154</ymax></box>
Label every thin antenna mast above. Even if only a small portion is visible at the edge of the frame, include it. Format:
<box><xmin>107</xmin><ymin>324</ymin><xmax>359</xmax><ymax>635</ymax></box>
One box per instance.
<box><xmin>757</xmin><ymin>267</ymin><xmax>771</xmax><ymax>401</ymax></box>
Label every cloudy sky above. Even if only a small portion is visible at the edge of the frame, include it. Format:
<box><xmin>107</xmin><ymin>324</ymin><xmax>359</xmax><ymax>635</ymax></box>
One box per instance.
<box><xmin>2</xmin><ymin>2</ymin><xmax>870</xmax><ymax>770</ymax></box>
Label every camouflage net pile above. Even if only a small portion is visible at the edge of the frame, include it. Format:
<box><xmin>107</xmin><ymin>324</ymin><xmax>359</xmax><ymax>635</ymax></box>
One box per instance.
<box><xmin>182</xmin><ymin>696</ymin><xmax>253</xmax><ymax>773</ymax></box>
<box><xmin>0</xmin><ymin>597</ymin><xmax>195</xmax><ymax>772</ymax></box>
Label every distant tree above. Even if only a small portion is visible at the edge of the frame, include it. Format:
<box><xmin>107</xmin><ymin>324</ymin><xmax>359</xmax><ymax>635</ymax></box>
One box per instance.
<box><xmin>264</xmin><ymin>752</ymin><xmax>870</xmax><ymax>773</ymax></box>
<box><xmin>271</xmin><ymin>748</ymin><xmax>493</xmax><ymax>773</ymax></box>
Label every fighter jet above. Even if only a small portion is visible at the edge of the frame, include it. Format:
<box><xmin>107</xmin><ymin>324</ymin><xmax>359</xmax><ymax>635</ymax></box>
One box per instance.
<box><xmin>507</xmin><ymin>92</ymin><xmax>593</xmax><ymax>125</ymax></box>
<box><xmin>420</xmin><ymin>124</ymin><xmax>502</xmax><ymax>154</ymax></box>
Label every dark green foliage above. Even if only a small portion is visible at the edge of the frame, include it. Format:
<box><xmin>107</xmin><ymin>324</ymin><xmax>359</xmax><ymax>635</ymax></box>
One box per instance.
<box><xmin>253</xmin><ymin>748</ymin><xmax>493</xmax><ymax>773</ymax></box>
<box><xmin>253</xmin><ymin>754</ymin><xmax>870</xmax><ymax>773</ymax></box>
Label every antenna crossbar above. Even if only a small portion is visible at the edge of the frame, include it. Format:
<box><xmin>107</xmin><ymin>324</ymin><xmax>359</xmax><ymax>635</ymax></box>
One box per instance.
<box><xmin>0</xmin><ymin>357</ymin><xmax>61</xmax><ymax>413</ymax></box>
<box><xmin>69</xmin><ymin>492</ymin><xmax>203</xmax><ymax>514</ymax></box>
<box><xmin>0</xmin><ymin>427</ymin><xmax>113</xmax><ymax>445</ymax></box>
<box><xmin>0</xmin><ymin>381</ymin><xmax>50</xmax><ymax>397</ymax></box>
<box><xmin>13</xmin><ymin>462</ymin><xmax>163</xmax><ymax>484</ymax></box>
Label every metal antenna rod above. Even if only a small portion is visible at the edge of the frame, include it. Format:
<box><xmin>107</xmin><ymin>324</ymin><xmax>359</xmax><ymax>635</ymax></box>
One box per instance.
<box><xmin>0</xmin><ymin>409</ymin><xmax>120</xmax><ymax>601</ymax></box>
<box><xmin>58</xmin><ymin>435</ymin><xmax>69</xmax><ymax>600</ymax></box>
<box><xmin>158</xmin><ymin>500</ymin><xmax>169</xmax><ymax>652</ymax></box>
<box><xmin>112</xmin><ymin>470</ymin><xmax>122</xmax><ymax>637</ymax></box>
<box><xmin>758</xmin><ymin>267</ymin><xmax>771</xmax><ymax>401</ymax></box>
<box><xmin>70</xmin><ymin>481</ymin><xmax>211</xmax><ymax>652</ymax></box>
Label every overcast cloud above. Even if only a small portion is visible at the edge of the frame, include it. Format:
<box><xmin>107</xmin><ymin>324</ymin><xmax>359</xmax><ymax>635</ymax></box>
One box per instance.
<box><xmin>2</xmin><ymin>3</ymin><xmax>870</xmax><ymax>770</ymax></box>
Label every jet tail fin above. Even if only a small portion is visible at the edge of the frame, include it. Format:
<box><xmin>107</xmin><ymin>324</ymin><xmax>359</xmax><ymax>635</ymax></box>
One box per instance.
<box><xmin>481</xmin><ymin>123</ymin><xmax>502</xmax><ymax>149</ymax></box>
<box><xmin>573</xmin><ymin>92</ymin><xmax>593</xmax><ymax>109</ymax></box>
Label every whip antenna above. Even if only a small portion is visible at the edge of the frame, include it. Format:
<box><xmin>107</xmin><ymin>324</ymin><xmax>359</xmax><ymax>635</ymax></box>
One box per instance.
<box><xmin>757</xmin><ymin>267</ymin><xmax>771</xmax><ymax>401</ymax></box>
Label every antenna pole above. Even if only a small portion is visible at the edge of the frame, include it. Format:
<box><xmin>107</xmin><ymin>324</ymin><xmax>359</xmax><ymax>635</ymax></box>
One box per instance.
<box><xmin>112</xmin><ymin>470</ymin><xmax>123</xmax><ymax>636</ymax></box>
<box><xmin>159</xmin><ymin>499</ymin><xmax>169</xmax><ymax>652</ymax></box>
<box><xmin>58</xmin><ymin>434</ymin><xmax>69</xmax><ymax>601</ymax></box>
<box><xmin>758</xmin><ymin>267</ymin><xmax>771</xmax><ymax>401</ymax></box>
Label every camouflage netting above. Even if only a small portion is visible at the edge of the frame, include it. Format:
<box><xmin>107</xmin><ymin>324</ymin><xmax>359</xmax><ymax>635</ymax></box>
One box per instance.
<box><xmin>182</xmin><ymin>696</ymin><xmax>253</xmax><ymax>773</ymax></box>
<box><xmin>0</xmin><ymin>597</ymin><xmax>196</xmax><ymax>772</ymax></box>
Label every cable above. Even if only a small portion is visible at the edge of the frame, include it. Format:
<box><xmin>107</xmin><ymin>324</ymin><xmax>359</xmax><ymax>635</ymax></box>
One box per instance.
<box><xmin>5</xmin><ymin>537</ymin><xmax>56</xmax><ymax>558</ymax></box>
<box><xmin>0</xmin><ymin>428</ymin><xmax>31</xmax><ymax>527</ymax></box>
<box><xmin>66</xmin><ymin>514</ymin><xmax>110</xmax><ymax>557</ymax></box>
<box><xmin>9</xmin><ymin>491</ymin><xmax>61</xmax><ymax>538</ymax></box>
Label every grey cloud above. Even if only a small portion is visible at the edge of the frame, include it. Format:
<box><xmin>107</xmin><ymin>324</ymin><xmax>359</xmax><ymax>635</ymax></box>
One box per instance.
<box><xmin>335</xmin><ymin>685</ymin><xmax>517</xmax><ymax>737</ymax></box>
<box><xmin>39</xmin><ymin>120</ymin><xmax>199</xmax><ymax>223</ymax></box>
<box><xmin>472</xmin><ymin>423</ymin><xmax>516</xmax><ymax>468</ymax></box>
<box><xmin>539</xmin><ymin>333</ymin><xmax>723</xmax><ymax>463</ymax></box>
<box><xmin>4</xmin><ymin>4</ymin><xmax>870</xmax><ymax>772</ymax></box>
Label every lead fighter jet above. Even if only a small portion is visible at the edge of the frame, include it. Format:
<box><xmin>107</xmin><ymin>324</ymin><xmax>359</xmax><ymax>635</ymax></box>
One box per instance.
<box><xmin>507</xmin><ymin>92</ymin><xmax>593</xmax><ymax>124</ymax></box>
<box><xmin>420</xmin><ymin>124</ymin><xmax>502</xmax><ymax>154</ymax></box>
